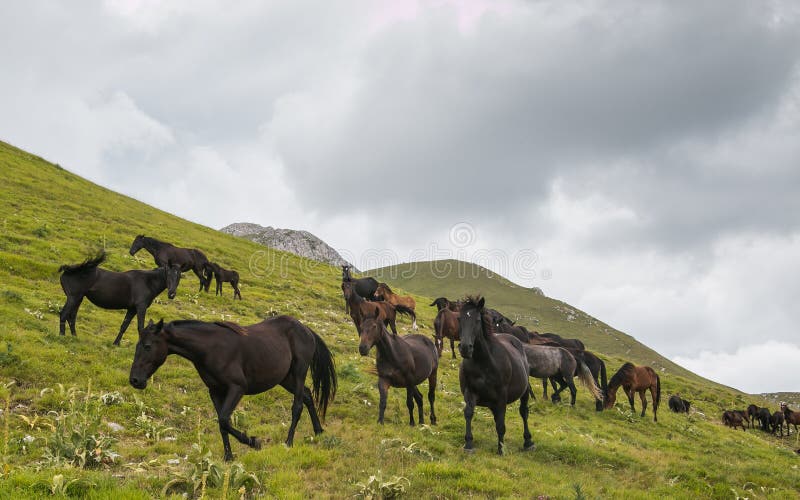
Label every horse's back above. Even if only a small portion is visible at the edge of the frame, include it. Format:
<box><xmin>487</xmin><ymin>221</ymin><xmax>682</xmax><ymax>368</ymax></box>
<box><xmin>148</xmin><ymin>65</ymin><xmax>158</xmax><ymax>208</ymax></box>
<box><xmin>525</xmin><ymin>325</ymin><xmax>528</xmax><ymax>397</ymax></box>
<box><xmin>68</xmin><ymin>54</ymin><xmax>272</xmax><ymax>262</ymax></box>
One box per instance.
<box><xmin>403</xmin><ymin>334</ymin><xmax>438</xmax><ymax>370</ymax></box>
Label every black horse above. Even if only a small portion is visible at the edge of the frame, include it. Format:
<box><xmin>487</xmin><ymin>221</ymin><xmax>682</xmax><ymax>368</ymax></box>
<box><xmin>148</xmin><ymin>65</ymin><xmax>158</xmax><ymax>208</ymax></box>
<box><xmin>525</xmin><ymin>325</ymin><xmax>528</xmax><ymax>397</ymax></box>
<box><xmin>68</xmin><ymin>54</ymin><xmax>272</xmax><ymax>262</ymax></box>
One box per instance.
<box><xmin>534</xmin><ymin>332</ymin><xmax>586</xmax><ymax>351</ymax></box>
<box><xmin>668</xmin><ymin>395</ymin><xmax>691</xmax><ymax>413</ymax></box>
<box><xmin>430</xmin><ymin>297</ymin><xmax>462</xmax><ymax>312</ymax></box>
<box><xmin>458</xmin><ymin>297</ymin><xmax>534</xmax><ymax>454</ymax></box>
<box><xmin>130</xmin><ymin>235</ymin><xmax>212</xmax><ymax>292</ymax></box>
<box><xmin>341</xmin><ymin>265</ymin><xmax>379</xmax><ymax>308</ymax></box>
<box><xmin>747</xmin><ymin>404</ymin><xmax>760</xmax><ymax>429</ymax></box>
<box><xmin>58</xmin><ymin>252</ymin><xmax>181</xmax><ymax>345</ymax></box>
<box><xmin>129</xmin><ymin>316</ymin><xmax>337</xmax><ymax>461</ymax></box>
<box><xmin>757</xmin><ymin>407</ymin><xmax>772</xmax><ymax>431</ymax></box>
<box><xmin>208</xmin><ymin>262</ymin><xmax>242</xmax><ymax>300</ymax></box>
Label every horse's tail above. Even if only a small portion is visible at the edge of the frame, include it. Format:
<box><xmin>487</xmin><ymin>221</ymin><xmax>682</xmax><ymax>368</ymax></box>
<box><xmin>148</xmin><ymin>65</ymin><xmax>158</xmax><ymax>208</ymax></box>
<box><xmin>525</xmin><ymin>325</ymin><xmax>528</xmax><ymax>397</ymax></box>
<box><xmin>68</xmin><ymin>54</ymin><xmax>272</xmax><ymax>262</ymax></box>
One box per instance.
<box><xmin>309</xmin><ymin>328</ymin><xmax>337</xmax><ymax>421</ymax></box>
<box><xmin>655</xmin><ymin>372</ymin><xmax>661</xmax><ymax>409</ymax></box>
<box><xmin>394</xmin><ymin>304</ymin><xmax>416</xmax><ymax>324</ymax></box>
<box><xmin>576</xmin><ymin>358</ymin><xmax>603</xmax><ymax>401</ymax></box>
<box><xmin>58</xmin><ymin>251</ymin><xmax>106</xmax><ymax>274</ymax></box>
<box><xmin>599</xmin><ymin>357</ymin><xmax>608</xmax><ymax>398</ymax></box>
<box><xmin>433</xmin><ymin>313</ymin><xmax>443</xmax><ymax>355</ymax></box>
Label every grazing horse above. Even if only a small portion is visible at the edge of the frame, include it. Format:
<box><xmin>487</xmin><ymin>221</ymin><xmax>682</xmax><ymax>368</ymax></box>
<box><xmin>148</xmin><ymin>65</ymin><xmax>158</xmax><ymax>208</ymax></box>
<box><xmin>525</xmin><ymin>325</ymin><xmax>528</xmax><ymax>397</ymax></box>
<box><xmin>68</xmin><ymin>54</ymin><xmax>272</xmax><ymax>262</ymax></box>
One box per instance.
<box><xmin>430</xmin><ymin>297</ymin><xmax>462</xmax><ymax>312</ymax></box>
<box><xmin>357</xmin><ymin>310</ymin><xmax>438</xmax><ymax>426</ymax></box>
<box><xmin>342</xmin><ymin>281</ymin><xmax>413</xmax><ymax>336</ymax></box>
<box><xmin>747</xmin><ymin>404</ymin><xmax>760</xmax><ymax>429</ymax></box>
<box><xmin>534</xmin><ymin>332</ymin><xmax>586</xmax><ymax>351</ymax></box>
<box><xmin>58</xmin><ymin>252</ymin><xmax>181</xmax><ymax>345</ymax></box>
<box><xmin>207</xmin><ymin>262</ymin><xmax>242</xmax><ymax>300</ymax></box>
<box><xmin>550</xmin><ymin>350</ymin><xmax>607</xmax><ymax>411</ymax></box>
<box><xmin>522</xmin><ymin>344</ymin><xmax>602</xmax><ymax>406</ymax></box>
<box><xmin>604</xmin><ymin>362</ymin><xmax>661</xmax><ymax>422</ymax></box>
<box><xmin>458</xmin><ymin>297</ymin><xmax>534</xmax><ymax>454</ymax></box>
<box><xmin>756</xmin><ymin>407</ymin><xmax>772</xmax><ymax>431</ymax></box>
<box><xmin>129</xmin><ymin>317</ymin><xmax>337</xmax><ymax>461</ymax></box>
<box><xmin>723</xmin><ymin>410</ymin><xmax>746</xmax><ymax>431</ymax></box>
<box><xmin>782</xmin><ymin>403</ymin><xmax>800</xmax><ymax>434</ymax></box>
<box><xmin>433</xmin><ymin>307</ymin><xmax>460</xmax><ymax>358</ymax></box>
<box><xmin>341</xmin><ymin>265</ymin><xmax>379</xmax><ymax>307</ymax></box>
<box><xmin>668</xmin><ymin>395</ymin><xmax>691</xmax><ymax>413</ymax></box>
<box><xmin>733</xmin><ymin>409</ymin><xmax>751</xmax><ymax>428</ymax></box>
<box><xmin>375</xmin><ymin>283</ymin><xmax>417</xmax><ymax>329</ymax></box>
<box><xmin>129</xmin><ymin>235</ymin><xmax>211</xmax><ymax>292</ymax></box>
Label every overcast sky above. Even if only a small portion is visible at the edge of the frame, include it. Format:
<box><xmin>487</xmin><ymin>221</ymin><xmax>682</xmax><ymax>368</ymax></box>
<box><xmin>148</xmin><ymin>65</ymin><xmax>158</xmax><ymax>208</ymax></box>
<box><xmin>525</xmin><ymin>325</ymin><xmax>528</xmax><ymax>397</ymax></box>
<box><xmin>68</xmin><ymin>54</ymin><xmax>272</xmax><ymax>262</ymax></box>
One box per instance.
<box><xmin>2</xmin><ymin>0</ymin><xmax>799</xmax><ymax>393</ymax></box>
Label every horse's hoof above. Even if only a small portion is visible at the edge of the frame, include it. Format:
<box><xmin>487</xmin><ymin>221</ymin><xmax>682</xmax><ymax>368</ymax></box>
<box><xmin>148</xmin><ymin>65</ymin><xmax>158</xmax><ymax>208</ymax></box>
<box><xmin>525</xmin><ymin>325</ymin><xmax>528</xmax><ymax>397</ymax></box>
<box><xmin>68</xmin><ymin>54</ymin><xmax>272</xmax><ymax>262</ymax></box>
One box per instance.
<box><xmin>251</xmin><ymin>437</ymin><xmax>262</xmax><ymax>450</ymax></box>
<box><xmin>223</xmin><ymin>453</ymin><xmax>234</xmax><ymax>462</ymax></box>
<box><xmin>463</xmin><ymin>446</ymin><xmax>475</xmax><ymax>454</ymax></box>
<box><xmin>523</xmin><ymin>442</ymin><xmax>536</xmax><ymax>451</ymax></box>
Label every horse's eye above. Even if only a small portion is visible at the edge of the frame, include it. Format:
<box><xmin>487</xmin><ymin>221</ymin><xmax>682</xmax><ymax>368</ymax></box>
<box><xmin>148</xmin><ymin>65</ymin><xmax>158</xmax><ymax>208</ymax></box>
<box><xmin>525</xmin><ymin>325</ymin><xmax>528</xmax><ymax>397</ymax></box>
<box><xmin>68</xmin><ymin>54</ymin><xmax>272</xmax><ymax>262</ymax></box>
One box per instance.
<box><xmin>144</xmin><ymin>344</ymin><xmax>152</xmax><ymax>351</ymax></box>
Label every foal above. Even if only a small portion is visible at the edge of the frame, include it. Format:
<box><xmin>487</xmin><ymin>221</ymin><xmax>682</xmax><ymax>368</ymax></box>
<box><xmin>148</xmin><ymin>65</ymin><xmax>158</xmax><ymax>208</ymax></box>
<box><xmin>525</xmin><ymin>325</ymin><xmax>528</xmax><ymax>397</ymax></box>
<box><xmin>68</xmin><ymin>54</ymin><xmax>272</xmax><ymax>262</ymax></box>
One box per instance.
<box><xmin>208</xmin><ymin>262</ymin><xmax>242</xmax><ymax>299</ymax></box>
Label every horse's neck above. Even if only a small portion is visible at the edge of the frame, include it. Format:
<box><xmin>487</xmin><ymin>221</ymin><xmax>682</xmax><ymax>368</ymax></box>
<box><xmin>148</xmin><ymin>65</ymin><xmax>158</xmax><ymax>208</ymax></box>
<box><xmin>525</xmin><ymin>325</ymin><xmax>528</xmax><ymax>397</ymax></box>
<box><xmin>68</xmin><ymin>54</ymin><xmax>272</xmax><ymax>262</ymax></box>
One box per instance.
<box><xmin>374</xmin><ymin>329</ymin><xmax>410</xmax><ymax>366</ymax></box>
<box><xmin>166</xmin><ymin>328</ymin><xmax>211</xmax><ymax>365</ymax></box>
<box><xmin>146</xmin><ymin>269</ymin><xmax>167</xmax><ymax>291</ymax></box>
<box><xmin>143</xmin><ymin>237</ymin><xmax>170</xmax><ymax>254</ymax></box>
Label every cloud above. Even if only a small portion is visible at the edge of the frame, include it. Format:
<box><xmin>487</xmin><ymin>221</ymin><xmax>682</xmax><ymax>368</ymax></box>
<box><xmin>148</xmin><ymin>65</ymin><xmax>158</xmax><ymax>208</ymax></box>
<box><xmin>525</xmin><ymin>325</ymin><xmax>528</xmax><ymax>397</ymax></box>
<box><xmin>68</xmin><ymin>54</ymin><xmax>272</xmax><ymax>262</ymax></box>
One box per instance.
<box><xmin>673</xmin><ymin>341</ymin><xmax>800</xmax><ymax>394</ymax></box>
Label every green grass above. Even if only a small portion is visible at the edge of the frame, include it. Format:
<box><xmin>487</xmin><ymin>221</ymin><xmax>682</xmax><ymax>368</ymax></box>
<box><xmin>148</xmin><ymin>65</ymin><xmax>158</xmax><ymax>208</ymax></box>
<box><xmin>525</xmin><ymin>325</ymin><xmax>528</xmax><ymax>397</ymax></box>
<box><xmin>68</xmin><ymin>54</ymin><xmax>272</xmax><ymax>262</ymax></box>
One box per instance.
<box><xmin>0</xmin><ymin>140</ymin><xmax>798</xmax><ymax>499</ymax></box>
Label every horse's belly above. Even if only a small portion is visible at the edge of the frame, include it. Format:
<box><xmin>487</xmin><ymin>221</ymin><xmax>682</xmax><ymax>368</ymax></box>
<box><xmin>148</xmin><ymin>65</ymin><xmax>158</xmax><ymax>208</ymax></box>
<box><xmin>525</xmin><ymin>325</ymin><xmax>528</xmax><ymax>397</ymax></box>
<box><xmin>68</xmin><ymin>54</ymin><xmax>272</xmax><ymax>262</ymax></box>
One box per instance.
<box><xmin>85</xmin><ymin>290</ymin><xmax>130</xmax><ymax>310</ymax></box>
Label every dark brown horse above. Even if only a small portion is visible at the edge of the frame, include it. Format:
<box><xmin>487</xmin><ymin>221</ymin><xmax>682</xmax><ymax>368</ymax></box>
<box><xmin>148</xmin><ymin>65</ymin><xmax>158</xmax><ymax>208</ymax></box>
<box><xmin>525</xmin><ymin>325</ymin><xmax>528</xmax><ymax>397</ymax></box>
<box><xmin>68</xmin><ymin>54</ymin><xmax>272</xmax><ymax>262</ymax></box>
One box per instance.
<box><xmin>668</xmin><ymin>395</ymin><xmax>691</xmax><ymax>413</ymax></box>
<box><xmin>357</xmin><ymin>310</ymin><xmax>438</xmax><ymax>425</ymax></box>
<box><xmin>433</xmin><ymin>307</ymin><xmax>460</xmax><ymax>358</ymax></box>
<box><xmin>129</xmin><ymin>235</ymin><xmax>211</xmax><ymax>292</ymax></box>
<box><xmin>375</xmin><ymin>283</ymin><xmax>417</xmax><ymax>329</ymax></box>
<box><xmin>604</xmin><ymin>362</ymin><xmax>661</xmax><ymax>422</ymax></box>
<box><xmin>58</xmin><ymin>252</ymin><xmax>181</xmax><ymax>345</ymax></box>
<box><xmin>207</xmin><ymin>262</ymin><xmax>241</xmax><ymax>300</ymax></box>
<box><xmin>723</xmin><ymin>410</ymin><xmax>746</xmax><ymax>431</ymax></box>
<box><xmin>747</xmin><ymin>404</ymin><xmax>760</xmax><ymax>429</ymax></box>
<box><xmin>782</xmin><ymin>403</ymin><xmax>800</xmax><ymax>434</ymax></box>
<box><xmin>430</xmin><ymin>297</ymin><xmax>462</xmax><ymax>312</ymax></box>
<box><xmin>458</xmin><ymin>297</ymin><xmax>534</xmax><ymax>454</ymax></box>
<box><xmin>129</xmin><ymin>316</ymin><xmax>336</xmax><ymax>461</ymax></box>
<box><xmin>342</xmin><ymin>281</ymin><xmax>414</xmax><ymax>336</ymax></box>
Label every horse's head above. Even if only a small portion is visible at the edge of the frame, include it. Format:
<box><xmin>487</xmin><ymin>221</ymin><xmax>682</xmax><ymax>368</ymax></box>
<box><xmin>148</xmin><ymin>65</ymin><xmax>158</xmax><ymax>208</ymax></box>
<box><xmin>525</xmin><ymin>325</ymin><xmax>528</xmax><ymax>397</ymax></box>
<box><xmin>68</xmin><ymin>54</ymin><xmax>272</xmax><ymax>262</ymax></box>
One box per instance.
<box><xmin>341</xmin><ymin>280</ymin><xmax>354</xmax><ymax>300</ymax></box>
<box><xmin>130</xmin><ymin>235</ymin><xmax>145</xmax><ymax>255</ymax></box>
<box><xmin>358</xmin><ymin>309</ymin><xmax>383</xmax><ymax>356</ymax></box>
<box><xmin>165</xmin><ymin>264</ymin><xmax>181</xmax><ymax>299</ymax></box>
<box><xmin>458</xmin><ymin>296</ymin><xmax>487</xmax><ymax>359</ymax></box>
<box><xmin>129</xmin><ymin>319</ymin><xmax>169</xmax><ymax>390</ymax></box>
<box><xmin>603</xmin><ymin>387</ymin><xmax>616</xmax><ymax>409</ymax></box>
<box><xmin>341</xmin><ymin>264</ymin><xmax>352</xmax><ymax>282</ymax></box>
<box><xmin>430</xmin><ymin>297</ymin><xmax>448</xmax><ymax>311</ymax></box>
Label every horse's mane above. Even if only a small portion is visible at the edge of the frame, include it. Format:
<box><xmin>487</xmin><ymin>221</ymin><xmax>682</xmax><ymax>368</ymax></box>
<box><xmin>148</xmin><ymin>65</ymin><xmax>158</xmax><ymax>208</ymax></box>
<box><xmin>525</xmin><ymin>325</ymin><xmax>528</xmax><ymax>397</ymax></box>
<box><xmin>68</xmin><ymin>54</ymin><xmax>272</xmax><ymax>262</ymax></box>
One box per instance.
<box><xmin>463</xmin><ymin>296</ymin><xmax>495</xmax><ymax>336</ymax></box>
<box><xmin>378</xmin><ymin>283</ymin><xmax>393</xmax><ymax>294</ymax></box>
<box><xmin>58</xmin><ymin>251</ymin><xmax>107</xmax><ymax>273</ymax></box>
<box><xmin>609</xmin><ymin>362</ymin><xmax>636</xmax><ymax>387</ymax></box>
<box><xmin>167</xmin><ymin>319</ymin><xmax>247</xmax><ymax>336</ymax></box>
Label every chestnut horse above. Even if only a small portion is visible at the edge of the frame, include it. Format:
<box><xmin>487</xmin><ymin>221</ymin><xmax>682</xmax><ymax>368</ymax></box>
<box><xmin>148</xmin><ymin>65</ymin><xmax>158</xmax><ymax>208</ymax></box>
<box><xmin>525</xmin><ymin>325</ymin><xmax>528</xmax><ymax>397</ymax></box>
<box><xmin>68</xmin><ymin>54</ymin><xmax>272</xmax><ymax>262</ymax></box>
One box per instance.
<box><xmin>782</xmin><ymin>403</ymin><xmax>800</xmax><ymax>434</ymax></box>
<box><xmin>433</xmin><ymin>307</ymin><xmax>460</xmax><ymax>358</ymax></box>
<box><xmin>342</xmin><ymin>281</ymin><xmax>414</xmax><ymax>336</ymax></box>
<box><xmin>375</xmin><ymin>283</ymin><xmax>417</xmax><ymax>329</ymax></box>
<box><xmin>604</xmin><ymin>362</ymin><xmax>661</xmax><ymax>422</ymax></box>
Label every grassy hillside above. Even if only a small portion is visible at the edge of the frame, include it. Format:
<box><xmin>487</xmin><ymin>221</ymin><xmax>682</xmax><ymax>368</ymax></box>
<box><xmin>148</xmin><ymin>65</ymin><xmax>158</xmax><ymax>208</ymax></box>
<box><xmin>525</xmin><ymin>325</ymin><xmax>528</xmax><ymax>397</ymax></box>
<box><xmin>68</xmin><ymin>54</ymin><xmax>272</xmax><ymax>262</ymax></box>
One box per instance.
<box><xmin>368</xmin><ymin>261</ymin><xmax>718</xmax><ymax>387</ymax></box>
<box><xmin>0</xmin><ymin>140</ymin><xmax>798</xmax><ymax>499</ymax></box>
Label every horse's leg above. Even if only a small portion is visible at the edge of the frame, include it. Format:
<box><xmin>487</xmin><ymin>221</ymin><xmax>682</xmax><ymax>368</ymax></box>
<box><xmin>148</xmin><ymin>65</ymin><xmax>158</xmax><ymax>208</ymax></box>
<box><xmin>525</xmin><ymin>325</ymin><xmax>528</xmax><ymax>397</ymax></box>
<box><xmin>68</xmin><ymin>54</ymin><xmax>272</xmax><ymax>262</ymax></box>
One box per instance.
<box><xmin>490</xmin><ymin>404</ymin><xmax>507</xmax><ymax>455</ymax></box>
<box><xmin>61</xmin><ymin>296</ymin><xmax>82</xmax><ymax>336</ymax></box>
<box><xmin>551</xmin><ymin>376</ymin><xmax>567</xmax><ymax>404</ymax></box>
<box><xmin>405</xmin><ymin>388</ymin><xmax>416</xmax><ymax>426</ymax></box>
<box><xmin>389</xmin><ymin>317</ymin><xmax>398</xmax><ymax>336</ymax></box>
<box><xmin>233</xmin><ymin>279</ymin><xmax>241</xmax><ymax>300</ymax></box>
<box><xmin>412</xmin><ymin>386</ymin><xmax>424</xmax><ymax>425</ymax></box>
<box><xmin>300</xmin><ymin>386</ymin><xmax>324</xmax><ymax>435</ymax></box>
<box><xmin>193</xmin><ymin>267</ymin><xmax>206</xmax><ymax>292</ymax></box>
<box><xmin>567</xmin><ymin>378</ymin><xmax>577</xmax><ymax>407</ymax></box>
<box><xmin>519</xmin><ymin>387</ymin><xmax>534</xmax><ymax>451</ymax></box>
<box><xmin>211</xmin><ymin>386</ymin><xmax>256</xmax><ymax>461</ymax></box>
<box><xmin>541</xmin><ymin>378</ymin><xmax>548</xmax><ymax>400</ymax></box>
<box><xmin>427</xmin><ymin>371</ymin><xmax>437</xmax><ymax>425</ymax></box>
<box><xmin>626</xmin><ymin>387</ymin><xmax>635</xmax><ymax>412</ymax></box>
<box><xmin>550</xmin><ymin>378</ymin><xmax>561</xmax><ymax>402</ymax></box>
<box><xmin>638</xmin><ymin>390</ymin><xmax>647</xmax><ymax>418</ymax></box>
<box><xmin>377</xmin><ymin>378</ymin><xmax>390</xmax><ymax>424</ymax></box>
<box><xmin>463</xmin><ymin>390</ymin><xmax>476</xmax><ymax>452</ymax></box>
<box><xmin>112</xmin><ymin>308</ymin><xmax>137</xmax><ymax>346</ymax></box>
<box><xmin>215</xmin><ymin>276</ymin><xmax>221</xmax><ymax>296</ymax></box>
<box><xmin>450</xmin><ymin>337</ymin><xmax>456</xmax><ymax>359</ymax></box>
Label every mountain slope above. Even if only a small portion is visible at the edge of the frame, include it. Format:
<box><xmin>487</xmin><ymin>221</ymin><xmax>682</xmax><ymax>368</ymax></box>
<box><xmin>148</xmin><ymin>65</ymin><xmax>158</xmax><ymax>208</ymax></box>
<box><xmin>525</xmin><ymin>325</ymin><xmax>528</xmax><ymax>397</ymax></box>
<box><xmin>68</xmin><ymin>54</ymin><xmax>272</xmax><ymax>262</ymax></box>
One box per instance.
<box><xmin>368</xmin><ymin>260</ymin><xmax>712</xmax><ymax>386</ymax></box>
<box><xmin>0</xmin><ymin>140</ymin><xmax>797</xmax><ymax>498</ymax></box>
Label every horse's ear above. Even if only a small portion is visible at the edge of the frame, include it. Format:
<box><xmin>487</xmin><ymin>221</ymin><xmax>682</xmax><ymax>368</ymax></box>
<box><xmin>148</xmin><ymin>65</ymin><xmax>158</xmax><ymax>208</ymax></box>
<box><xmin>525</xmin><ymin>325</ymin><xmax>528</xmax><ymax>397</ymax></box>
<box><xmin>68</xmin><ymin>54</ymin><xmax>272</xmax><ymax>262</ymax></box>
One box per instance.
<box><xmin>371</xmin><ymin>308</ymin><xmax>380</xmax><ymax>319</ymax></box>
<box><xmin>477</xmin><ymin>297</ymin><xmax>485</xmax><ymax>309</ymax></box>
<box><xmin>510</xmin><ymin>320</ymin><xmax>516</xmax><ymax>326</ymax></box>
<box><xmin>156</xmin><ymin>318</ymin><xmax>164</xmax><ymax>332</ymax></box>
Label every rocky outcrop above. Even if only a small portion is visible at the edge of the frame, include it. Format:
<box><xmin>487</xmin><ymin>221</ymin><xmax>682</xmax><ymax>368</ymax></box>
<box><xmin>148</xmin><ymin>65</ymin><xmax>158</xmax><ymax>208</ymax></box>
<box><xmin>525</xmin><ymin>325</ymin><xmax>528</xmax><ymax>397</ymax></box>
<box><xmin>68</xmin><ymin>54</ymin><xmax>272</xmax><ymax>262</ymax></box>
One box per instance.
<box><xmin>220</xmin><ymin>222</ymin><xmax>356</xmax><ymax>271</ymax></box>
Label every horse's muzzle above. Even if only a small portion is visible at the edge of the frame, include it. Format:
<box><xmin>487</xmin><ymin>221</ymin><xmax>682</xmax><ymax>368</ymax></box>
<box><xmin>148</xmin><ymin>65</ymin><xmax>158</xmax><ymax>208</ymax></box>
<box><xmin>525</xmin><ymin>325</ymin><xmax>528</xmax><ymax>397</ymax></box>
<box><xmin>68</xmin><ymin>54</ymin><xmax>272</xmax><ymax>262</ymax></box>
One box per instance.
<box><xmin>129</xmin><ymin>376</ymin><xmax>147</xmax><ymax>390</ymax></box>
<box><xmin>358</xmin><ymin>343</ymin><xmax>370</xmax><ymax>356</ymax></box>
<box><xmin>459</xmin><ymin>344</ymin><xmax>473</xmax><ymax>359</ymax></box>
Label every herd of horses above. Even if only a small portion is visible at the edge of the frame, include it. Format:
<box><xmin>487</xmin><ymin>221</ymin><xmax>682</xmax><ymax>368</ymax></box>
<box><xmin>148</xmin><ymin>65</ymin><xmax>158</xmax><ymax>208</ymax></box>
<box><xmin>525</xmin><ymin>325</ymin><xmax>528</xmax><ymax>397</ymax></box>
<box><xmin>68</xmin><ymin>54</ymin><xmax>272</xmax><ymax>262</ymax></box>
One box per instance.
<box><xmin>720</xmin><ymin>402</ymin><xmax>800</xmax><ymax>437</ymax></box>
<box><xmin>55</xmin><ymin>245</ymin><xmax>795</xmax><ymax>460</ymax></box>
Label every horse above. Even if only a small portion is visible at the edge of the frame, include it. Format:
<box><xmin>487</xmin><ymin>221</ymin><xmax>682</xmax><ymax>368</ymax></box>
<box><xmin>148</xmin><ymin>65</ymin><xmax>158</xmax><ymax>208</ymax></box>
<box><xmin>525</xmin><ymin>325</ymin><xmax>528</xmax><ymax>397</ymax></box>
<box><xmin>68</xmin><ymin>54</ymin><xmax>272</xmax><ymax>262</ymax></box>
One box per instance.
<box><xmin>433</xmin><ymin>307</ymin><xmax>460</xmax><ymax>358</ymax></box>
<box><xmin>129</xmin><ymin>316</ymin><xmax>337</xmax><ymax>461</ymax></box>
<box><xmin>522</xmin><ymin>344</ymin><xmax>602</xmax><ymax>407</ymax></box>
<box><xmin>747</xmin><ymin>404</ymin><xmax>760</xmax><ymax>429</ymax></box>
<box><xmin>668</xmin><ymin>395</ymin><xmax>691</xmax><ymax>413</ymax></box>
<box><xmin>492</xmin><ymin>315</ymin><xmax>532</xmax><ymax>344</ymax></box>
<box><xmin>782</xmin><ymin>403</ymin><xmax>800</xmax><ymax>434</ymax></box>
<box><xmin>58</xmin><ymin>252</ymin><xmax>181</xmax><ymax>345</ymax></box>
<box><xmin>756</xmin><ymin>407</ymin><xmax>772</xmax><ymax>431</ymax></box>
<box><xmin>430</xmin><ymin>297</ymin><xmax>461</xmax><ymax>312</ymax></box>
<box><xmin>604</xmin><ymin>362</ymin><xmax>661</xmax><ymax>422</ymax></box>
<box><xmin>129</xmin><ymin>235</ymin><xmax>212</xmax><ymax>292</ymax></box>
<box><xmin>550</xmin><ymin>349</ymin><xmax>607</xmax><ymax>411</ymax></box>
<box><xmin>733</xmin><ymin>409</ymin><xmax>751</xmax><ymax>428</ymax></box>
<box><xmin>341</xmin><ymin>281</ymin><xmax>414</xmax><ymax>336</ymax></box>
<box><xmin>207</xmin><ymin>262</ymin><xmax>242</xmax><ymax>300</ymax></box>
<box><xmin>771</xmin><ymin>411</ymin><xmax>785</xmax><ymax>437</ymax></box>
<box><xmin>374</xmin><ymin>283</ymin><xmax>418</xmax><ymax>329</ymax></box>
<box><xmin>723</xmin><ymin>410</ymin><xmax>746</xmax><ymax>431</ymax></box>
<box><xmin>357</xmin><ymin>310</ymin><xmax>438</xmax><ymax>426</ymax></box>
<box><xmin>534</xmin><ymin>332</ymin><xmax>586</xmax><ymax>351</ymax></box>
<box><xmin>458</xmin><ymin>297</ymin><xmax>534</xmax><ymax>455</ymax></box>
<box><xmin>341</xmin><ymin>265</ymin><xmax>379</xmax><ymax>308</ymax></box>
